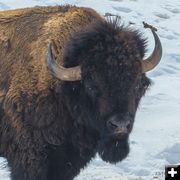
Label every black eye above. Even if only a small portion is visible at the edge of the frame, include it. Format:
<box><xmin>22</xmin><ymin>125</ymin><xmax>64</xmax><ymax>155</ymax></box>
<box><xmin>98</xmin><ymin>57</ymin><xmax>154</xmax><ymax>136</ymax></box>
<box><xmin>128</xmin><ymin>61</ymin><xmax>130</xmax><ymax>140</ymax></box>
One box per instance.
<box><xmin>85</xmin><ymin>82</ymin><xmax>99</xmax><ymax>98</ymax></box>
<box><xmin>134</xmin><ymin>76</ymin><xmax>151</xmax><ymax>97</ymax></box>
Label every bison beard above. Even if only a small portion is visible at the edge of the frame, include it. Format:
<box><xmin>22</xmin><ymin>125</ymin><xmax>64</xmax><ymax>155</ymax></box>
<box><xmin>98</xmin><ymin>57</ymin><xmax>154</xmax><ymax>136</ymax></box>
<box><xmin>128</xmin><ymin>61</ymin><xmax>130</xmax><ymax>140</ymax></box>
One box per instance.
<box><xmin>0</xmin><ymin>5</ymin><xmax>162</xmax><ymax>180</ymax></box>
<box><xmin>98</xmin><ymin>135</ymin><xmax>129</xmax><ymax>163</ymax></box>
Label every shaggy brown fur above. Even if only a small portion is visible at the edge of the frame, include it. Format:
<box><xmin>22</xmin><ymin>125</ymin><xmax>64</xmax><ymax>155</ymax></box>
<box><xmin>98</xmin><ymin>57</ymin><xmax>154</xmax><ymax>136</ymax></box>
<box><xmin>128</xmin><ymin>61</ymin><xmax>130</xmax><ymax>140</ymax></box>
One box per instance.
<box><xmin>0</xmin><ymin>6</ymin><xmax>103</xmax><ymax>180</ymax></box>
<box><xmin>0</xmin><ymin>5</ymin><xmax>101</xmax><ymax>93</ymax></box>
<box><xmin>0</xmin><ymin>5</ymin><xmax>151</xmax><ymax>180</ymax></box>
<box><xmin>0</xmin><ymin>5</ymin><xmax>102</xmax><ymax>137</ymax></box>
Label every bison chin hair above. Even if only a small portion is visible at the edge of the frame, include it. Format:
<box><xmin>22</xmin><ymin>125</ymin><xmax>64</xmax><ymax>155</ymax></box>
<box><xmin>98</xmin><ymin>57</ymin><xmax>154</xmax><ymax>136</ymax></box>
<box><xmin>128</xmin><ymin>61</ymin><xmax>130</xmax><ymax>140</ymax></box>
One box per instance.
<box><xmin>97</xmin><ymin>135</ymin><xmax>129</xmax><ymax>163</ymax></box>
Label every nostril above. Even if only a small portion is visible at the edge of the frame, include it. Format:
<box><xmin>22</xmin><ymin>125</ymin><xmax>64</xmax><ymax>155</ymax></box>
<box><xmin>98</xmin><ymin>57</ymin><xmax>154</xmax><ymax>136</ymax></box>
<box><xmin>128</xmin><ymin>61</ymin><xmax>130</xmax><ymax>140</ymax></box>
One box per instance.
<box><xmin>126</xmin><ymin>123</ymin><xmax>131</xmax><ymax>131</ymax></box>
<box><xmin>107</xmin><ymin>120</ymin><xmax>118</xmax><ymax>131</ymax></box>
<box><xmin>107</xmin><ymin>119</ymin><xmax>132</xmax><ymax>133</ymax></box>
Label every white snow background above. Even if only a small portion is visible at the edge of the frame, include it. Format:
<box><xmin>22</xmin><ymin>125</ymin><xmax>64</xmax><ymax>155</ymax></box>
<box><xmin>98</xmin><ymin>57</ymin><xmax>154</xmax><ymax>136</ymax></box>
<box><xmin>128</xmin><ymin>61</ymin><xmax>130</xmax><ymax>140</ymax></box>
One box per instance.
<box><xmin>0</xmin><ymin>0</ymin><xmax>180</xmax><ymax>179</ymax></box>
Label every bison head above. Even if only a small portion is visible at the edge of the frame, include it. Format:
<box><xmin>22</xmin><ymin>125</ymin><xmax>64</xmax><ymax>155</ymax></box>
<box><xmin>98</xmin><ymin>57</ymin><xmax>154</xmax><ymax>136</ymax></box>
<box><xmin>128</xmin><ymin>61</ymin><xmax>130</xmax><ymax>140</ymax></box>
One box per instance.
<box><xmin>47</xmin><ymin>18</ymin><xmax>162</xmax><ymax>163</ymax></box>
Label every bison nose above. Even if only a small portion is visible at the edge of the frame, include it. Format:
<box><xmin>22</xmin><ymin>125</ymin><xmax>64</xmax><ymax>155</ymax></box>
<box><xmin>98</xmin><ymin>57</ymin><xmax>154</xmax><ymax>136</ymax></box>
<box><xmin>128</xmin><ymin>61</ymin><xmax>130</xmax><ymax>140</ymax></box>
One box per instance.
<box><xmin>106</xmin><ymin>114</ymin><xmax>132</xmax><ymax>134</ymax></box>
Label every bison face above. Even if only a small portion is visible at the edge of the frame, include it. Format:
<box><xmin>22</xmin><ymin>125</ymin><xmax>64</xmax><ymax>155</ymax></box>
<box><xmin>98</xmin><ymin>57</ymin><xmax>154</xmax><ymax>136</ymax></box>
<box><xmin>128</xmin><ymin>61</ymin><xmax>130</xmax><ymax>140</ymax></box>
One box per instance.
<box><xmin>48</xmin><ymin>19</ymin><xmax>161</xmax><ymax>163</ymax></box>
<box><xmin>61</xmin><ymin>59</ymin><xmax>150</xmax><ymax>163</ymax></box>
<box><xmin>82</xmin><ymin>67</ymin><xmax>151</xmax><ymax>163</ymax></box>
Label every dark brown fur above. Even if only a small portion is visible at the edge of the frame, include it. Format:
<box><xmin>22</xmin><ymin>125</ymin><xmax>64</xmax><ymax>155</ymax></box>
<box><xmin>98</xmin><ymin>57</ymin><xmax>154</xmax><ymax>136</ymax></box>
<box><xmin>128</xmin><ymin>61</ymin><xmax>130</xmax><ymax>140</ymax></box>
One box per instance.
<box><xmin>0</xmin><ymin>5</ymin><xmax>150</xmax><ymax>180</ymax></box>
<box><xmin>0</xmin><ymin>5</ymin><xmax>103</xmax><ymax>180</ymax></box>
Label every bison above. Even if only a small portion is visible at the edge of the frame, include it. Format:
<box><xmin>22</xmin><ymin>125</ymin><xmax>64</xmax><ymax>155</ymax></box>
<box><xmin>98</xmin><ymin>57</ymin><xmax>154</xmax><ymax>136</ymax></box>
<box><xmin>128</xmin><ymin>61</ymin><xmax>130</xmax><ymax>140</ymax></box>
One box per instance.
<box><xmin>0</xmin><ymin>5</ymin><xmax>162</xmax><ymax>180</ymax></box>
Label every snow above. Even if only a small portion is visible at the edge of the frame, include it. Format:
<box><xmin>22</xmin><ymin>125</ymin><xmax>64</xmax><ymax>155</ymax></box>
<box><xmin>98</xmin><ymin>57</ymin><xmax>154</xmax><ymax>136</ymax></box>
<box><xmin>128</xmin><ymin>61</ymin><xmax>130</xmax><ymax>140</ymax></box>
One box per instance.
<box><xmin>0</xmin><ymin>0</ymin><xmax>180</xmax><ymax>179</ymax></box>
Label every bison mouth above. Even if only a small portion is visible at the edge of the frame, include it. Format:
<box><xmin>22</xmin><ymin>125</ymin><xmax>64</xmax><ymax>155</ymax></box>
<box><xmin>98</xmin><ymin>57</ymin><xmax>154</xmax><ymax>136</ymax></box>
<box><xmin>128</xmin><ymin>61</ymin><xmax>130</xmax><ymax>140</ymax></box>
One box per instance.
<box><xmin>97</xmin><ymin>134</ymin><xmax>129</xmax><ymax>163</ymax></box>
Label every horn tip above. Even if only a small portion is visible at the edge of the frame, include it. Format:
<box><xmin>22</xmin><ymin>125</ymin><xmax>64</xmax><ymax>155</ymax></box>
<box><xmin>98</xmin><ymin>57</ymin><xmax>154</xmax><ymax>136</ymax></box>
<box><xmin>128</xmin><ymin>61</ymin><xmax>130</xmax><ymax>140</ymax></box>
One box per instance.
<box><xmin>143</xmin><ymin>21</ymin><xmax>157</xmax><ymax>31</ymax></box>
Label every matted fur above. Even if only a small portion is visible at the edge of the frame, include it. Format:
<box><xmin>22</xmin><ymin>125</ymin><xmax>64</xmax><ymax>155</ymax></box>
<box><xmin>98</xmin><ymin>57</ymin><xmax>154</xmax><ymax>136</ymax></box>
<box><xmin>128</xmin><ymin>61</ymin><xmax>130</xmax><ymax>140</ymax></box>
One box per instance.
<box><xmin>0</xmin><ymin>5</ymin><xmax>150</xmax><ymax>180</ymax></box>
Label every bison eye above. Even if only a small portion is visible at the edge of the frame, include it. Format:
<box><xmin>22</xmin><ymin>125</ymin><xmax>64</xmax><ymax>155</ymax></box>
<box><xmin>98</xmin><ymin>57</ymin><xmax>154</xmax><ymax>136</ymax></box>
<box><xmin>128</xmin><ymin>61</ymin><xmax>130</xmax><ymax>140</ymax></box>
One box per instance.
<box><xmin>134</xmin><ymin>77</ymin><xmax>151</xmax><ymax>99</ymax></box>
<box><xmin>84</xmin><ymin>82</ymin><xmax>99</xmax><ymax>98</ymax></box>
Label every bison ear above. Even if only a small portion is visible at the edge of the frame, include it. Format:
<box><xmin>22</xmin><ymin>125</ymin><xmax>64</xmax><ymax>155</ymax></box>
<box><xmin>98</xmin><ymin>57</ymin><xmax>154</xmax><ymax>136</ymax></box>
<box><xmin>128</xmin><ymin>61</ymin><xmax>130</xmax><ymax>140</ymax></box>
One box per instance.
<box><xmin>47</xmin><ymin>42</ymin><xmax>82</xmax><ymax>81</ymax></box>
<box><xmin>141</xmin><ymin>22</ymin><xmax>162</xmax><ymax>73</ymax></box>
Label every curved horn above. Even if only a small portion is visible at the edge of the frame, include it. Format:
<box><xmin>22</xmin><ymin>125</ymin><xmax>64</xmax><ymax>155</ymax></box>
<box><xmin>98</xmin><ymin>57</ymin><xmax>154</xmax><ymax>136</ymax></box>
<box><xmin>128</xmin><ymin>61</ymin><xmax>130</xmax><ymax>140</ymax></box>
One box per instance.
<box><xmin>142</xmin><ymin>23</ymin><xmax>162</xmax><ymax>73</ymax></box>
<box><xmin>47</xmin><ymin>43</ymin><xmax>81</xmax><ymax>81</ymax></box>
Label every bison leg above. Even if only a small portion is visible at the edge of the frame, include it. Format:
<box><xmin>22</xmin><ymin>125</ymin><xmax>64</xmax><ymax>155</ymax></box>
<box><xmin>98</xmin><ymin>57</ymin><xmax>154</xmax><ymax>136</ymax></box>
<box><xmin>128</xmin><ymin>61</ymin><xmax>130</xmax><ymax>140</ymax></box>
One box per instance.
<box><xmin>47</xmin><ymin>142</ymin><xmax>96</xmax><ymax>180</ymax></box>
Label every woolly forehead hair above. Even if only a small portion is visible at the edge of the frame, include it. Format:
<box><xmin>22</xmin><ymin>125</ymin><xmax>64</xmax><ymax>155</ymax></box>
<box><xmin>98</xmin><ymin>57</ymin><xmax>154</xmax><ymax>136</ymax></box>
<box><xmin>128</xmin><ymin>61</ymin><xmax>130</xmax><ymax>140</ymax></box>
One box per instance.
<box><xmin>63</xmin><ymin>16</ymin><xmax>147</xmax><ymax>68</ymax></box>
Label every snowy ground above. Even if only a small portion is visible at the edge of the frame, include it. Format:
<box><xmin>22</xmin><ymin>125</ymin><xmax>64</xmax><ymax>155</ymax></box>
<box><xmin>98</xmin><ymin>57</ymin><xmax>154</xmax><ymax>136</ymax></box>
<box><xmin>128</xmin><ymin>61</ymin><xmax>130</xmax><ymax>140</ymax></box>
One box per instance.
<box><xmin>0</xmin><ymin>0</ymin><xmax>180</xmax><ymax>180</ymax></box>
